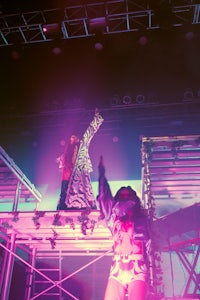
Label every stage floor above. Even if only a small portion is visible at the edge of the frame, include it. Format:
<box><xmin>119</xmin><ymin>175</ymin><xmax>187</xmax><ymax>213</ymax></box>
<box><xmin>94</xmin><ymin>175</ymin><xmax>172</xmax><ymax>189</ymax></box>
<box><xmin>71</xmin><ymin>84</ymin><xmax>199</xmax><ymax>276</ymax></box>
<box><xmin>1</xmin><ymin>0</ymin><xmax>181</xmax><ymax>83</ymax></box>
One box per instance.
<box><xmin>0</xmin><ymin>210</ymin><xmax>112</xmax><ymax>254</ymax></box>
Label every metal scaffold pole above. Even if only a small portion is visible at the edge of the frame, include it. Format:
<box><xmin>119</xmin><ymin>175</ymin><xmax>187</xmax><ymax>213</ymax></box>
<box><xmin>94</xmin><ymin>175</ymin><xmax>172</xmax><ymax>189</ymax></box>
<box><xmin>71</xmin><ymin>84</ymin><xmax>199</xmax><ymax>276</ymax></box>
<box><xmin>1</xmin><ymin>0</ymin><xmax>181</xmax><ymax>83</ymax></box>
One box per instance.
<box><xmin>0</xmin><ymin>233</ymin><xmax>16</xmax><ymax>300</ymax></box>
<box><xmin>141</xmin><ymin>137</ymin><xmax>164</xmax><ymax>299</ymax></box>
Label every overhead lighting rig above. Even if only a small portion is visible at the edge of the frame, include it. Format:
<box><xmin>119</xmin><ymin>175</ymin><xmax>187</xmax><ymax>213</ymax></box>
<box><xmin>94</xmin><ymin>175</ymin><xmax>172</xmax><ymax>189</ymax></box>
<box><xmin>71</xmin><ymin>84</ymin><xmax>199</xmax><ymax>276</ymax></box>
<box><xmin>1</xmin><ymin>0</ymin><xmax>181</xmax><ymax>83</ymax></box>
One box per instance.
<box><xmin>0</xmin><ymin>1</ymin><xmax>200</xmax><ymax>47</ymax></box>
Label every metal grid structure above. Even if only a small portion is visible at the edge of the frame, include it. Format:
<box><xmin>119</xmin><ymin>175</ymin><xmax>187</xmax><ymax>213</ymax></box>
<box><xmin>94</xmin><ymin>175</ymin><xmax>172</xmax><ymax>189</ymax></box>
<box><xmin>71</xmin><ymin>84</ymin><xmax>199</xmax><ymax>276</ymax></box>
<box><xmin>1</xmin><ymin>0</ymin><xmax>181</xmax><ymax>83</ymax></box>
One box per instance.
<box><xmin>0</xmin><ymin>146</ymin><xmax>42</xmax><ymax>211</ymax></box>
<box><xmin>0</xmin><ymin>134</ymin><xmax>200</xmax><ymax>299</ymax></box>
<box><xmin>141</xmin><ymin>134</ymin><xmax>200</xmax><ymax>299</ymax></box>
<box><xmin>0</xmin><ymin>0</ymin><xmax>200</xmax><ymax>47</ymax></box>
<box><xmin>0</xmin><ymin>210</ymin><xmax>112</xmax><ymax>300</ymax></box>
<box><xmin>141</xmin><ymin>134</ymin><xmax>200</xmax><ymax>214</ymax></box>
<box><xmin>154</xmin><ymin>203</ymin><xmax>200</xmax><ymax>298</ymax></box>
<box><xmin>0</xmin><ymin>208</ymin><xmax>199</xmax><ymax>299</ymax></box>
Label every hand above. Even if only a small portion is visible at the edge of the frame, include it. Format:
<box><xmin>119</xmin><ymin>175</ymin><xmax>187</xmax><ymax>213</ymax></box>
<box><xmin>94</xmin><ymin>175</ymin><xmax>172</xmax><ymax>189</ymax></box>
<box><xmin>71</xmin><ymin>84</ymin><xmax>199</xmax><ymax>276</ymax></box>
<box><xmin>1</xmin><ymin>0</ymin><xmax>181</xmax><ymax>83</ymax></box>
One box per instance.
<box><xmin>98</xmin><ymin>156</ymin><xmax>105</xmax><ymax>176</ymax></box>
<box><xmin>95</xmin><ymin>108</ymin><xmax>99</xmax><ymax>116</ymax></box>
<box><xmin>56</xmin><ymin>156</ymin><xmax>61</xmax><ymax>163</ymax></box>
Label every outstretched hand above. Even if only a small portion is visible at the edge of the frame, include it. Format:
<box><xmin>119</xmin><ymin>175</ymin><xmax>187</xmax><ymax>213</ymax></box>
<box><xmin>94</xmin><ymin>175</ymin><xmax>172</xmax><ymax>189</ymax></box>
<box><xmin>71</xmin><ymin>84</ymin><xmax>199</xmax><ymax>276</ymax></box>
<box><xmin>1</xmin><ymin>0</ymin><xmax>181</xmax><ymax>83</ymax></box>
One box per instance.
<box><xmin>98</xmin><ymin>155</ymin><xmax>105</xmax><ymax>176</ymax></box>
<box><xmin>94</xmin><ymin>108</ymin><xmax>104</xmax><ymax>123</ymax></box>
<box><xmin>95</xmin><ymin>108</ymin><xmax>99</xmax><ymax>116</ymax></box>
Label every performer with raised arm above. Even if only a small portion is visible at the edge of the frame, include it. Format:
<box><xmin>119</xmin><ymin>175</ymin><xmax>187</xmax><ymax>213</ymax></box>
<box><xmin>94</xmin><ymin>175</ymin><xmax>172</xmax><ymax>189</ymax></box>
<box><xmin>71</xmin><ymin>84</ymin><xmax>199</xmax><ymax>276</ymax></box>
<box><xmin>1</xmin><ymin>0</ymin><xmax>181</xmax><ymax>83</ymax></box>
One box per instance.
<box><xmin>97</xmin><ymin>156</ymin><xmax>150</xmax><ymax>300</ymax></box>
<box><xmin>57</xmin><ymin>109</ymin><xmax>104</xmax><ymax>210</ymax></box>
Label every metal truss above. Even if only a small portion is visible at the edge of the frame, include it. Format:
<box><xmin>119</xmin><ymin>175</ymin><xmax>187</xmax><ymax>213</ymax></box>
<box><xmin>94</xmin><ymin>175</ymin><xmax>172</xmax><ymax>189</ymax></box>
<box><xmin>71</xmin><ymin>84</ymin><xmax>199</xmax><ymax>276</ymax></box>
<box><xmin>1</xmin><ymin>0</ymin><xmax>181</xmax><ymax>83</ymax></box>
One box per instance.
<box><xmin>141</xmin><ymin>134</ymin><xmax>200</xmax><ymax>299</ymax></box>
<box><xmin>0</xmin><ymin>210</ymin><xmax>113</xmax><ymax>300</ymax></box>
<box><xmin>141</xmin><ymin>134</ymin><xmax>200</xmax><ymax>207</ymax></box>
<box><xmin>176</xmin><ymin>245</ymin><xmax>200</xmax><ymax>297</ymax></box>
<box><xmin>0</xmin><ymin>0</ymin><xmax>200</xmax><ymax>47</ymax></box>
<box><xmin>154</xmin><ymin>203</ymin><xmax>200</xmax><ymax>298</ymax></box>
<box><xmin>0</xmin><ymin>146</ymin><xmax>42</xmax><ymax>211</ymax></box>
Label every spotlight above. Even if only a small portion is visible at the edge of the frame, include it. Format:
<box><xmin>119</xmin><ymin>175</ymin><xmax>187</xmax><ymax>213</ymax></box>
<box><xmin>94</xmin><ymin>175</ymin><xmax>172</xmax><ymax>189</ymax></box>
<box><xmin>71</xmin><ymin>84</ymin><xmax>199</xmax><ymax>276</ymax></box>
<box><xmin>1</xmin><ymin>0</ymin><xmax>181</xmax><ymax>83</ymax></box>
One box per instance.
<box><xmin>183</xmin><ymin>88</ymin><xmax>194</xmax><ymax>102</ymax></box>
<box><xmin>43</xmin><ymin>23</ymin><xmax>60</xmax><ymax>33</ymax></box>
<box><xmin>136</xmin><ymin>94</ymin><xmax>145</xmax><ymax>104</ymax></box>
<box><xmin>122</xmin><ymin>95</ymin><xmax>132</xmax><ymax>105</ymax></box>
<box><xmin>89</xmin><ymin>17</ymin><xmax>106</xmax><ymax>30</ymax></box>
<box><xmin>110</xmin><ymin>94</ymin><xmax>120</xmax><ymax>106</ymax></box>
<box><xmin>42</xmin><ymin>23</ymin><xmax>62</xmax><ymax>40</ymax></box>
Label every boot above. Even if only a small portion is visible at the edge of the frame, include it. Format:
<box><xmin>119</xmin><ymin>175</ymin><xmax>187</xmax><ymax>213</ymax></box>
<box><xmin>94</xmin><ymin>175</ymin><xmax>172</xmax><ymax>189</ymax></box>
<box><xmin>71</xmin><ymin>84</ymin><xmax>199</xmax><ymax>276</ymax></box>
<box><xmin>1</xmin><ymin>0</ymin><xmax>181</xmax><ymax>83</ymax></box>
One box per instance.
<box><xmin>57</xmin><ymin>180</ymin><xmax>68</xmax><ymax>210</ymax></box>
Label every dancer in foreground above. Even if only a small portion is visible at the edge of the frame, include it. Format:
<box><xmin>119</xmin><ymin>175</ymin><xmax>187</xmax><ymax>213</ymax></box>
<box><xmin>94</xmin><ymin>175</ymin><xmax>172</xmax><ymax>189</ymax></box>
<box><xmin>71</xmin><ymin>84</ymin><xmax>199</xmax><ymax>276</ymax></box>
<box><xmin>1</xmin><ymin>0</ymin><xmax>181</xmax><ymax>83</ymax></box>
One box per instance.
<box><xmin>97</xmin><ymin>156</ymin><xmax>150</xmax><ymax>300</ymax></box>
<box><xmin>57</xmin><ymin>109</ymin><xmax>104</xmax><ymax>210</ymax></box>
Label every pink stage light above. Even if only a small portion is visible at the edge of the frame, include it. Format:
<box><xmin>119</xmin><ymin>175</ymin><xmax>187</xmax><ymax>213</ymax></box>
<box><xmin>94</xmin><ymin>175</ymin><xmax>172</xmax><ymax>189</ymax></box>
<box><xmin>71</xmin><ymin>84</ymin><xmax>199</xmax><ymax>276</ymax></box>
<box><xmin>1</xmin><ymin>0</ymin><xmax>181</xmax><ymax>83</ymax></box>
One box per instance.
<box><xmin>42</xmin><ymin>23</ymin><xmax>60</xmax><ymax>34</ymax></box>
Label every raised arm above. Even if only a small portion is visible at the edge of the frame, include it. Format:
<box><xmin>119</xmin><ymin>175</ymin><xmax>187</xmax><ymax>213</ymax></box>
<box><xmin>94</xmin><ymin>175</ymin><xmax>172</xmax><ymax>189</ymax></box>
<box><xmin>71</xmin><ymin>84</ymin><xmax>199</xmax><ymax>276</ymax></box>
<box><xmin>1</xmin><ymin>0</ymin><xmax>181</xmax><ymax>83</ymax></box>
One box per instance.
<box><xmin>97</xmin><ymin>156</ymin><xmax>114</xmax><ymax>221</ymax></box>
<box><xmin>82</xmin><ymin>109</ymin><xmax>104</xmax><ymax>146</ymax></box>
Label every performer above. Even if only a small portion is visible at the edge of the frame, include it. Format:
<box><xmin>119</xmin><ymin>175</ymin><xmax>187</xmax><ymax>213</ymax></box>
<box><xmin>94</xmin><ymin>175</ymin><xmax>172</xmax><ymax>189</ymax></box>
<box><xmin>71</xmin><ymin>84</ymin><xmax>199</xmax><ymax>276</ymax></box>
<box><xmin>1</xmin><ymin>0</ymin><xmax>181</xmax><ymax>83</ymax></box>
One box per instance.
<box><xmin>56</xmin><ymin>135</ymin><xmax>80</xmax><ymax>210</ymax></box>
<box><xmin>97</xmin><ymin>156</ymin><xmax>150</xmax><ymax>300</ymax></box>
<box><xmin>57</xmin><ymin>109</ymin><xmax>104</xmax><ymax>210</ymax></box>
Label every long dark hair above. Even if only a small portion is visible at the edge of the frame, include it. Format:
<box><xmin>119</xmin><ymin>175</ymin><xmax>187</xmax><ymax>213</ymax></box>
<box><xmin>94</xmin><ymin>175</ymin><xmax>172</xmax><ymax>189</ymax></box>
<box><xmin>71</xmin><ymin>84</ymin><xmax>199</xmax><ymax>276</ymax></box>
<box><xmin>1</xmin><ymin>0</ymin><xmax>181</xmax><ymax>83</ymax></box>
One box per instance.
<box><xmin>114</xmin><ymin>186</ymin><xmax>145</xmax><ymax>220</ymax></box>
<box><xmin>63</xmin><ymin>135</ymin><xmax>80</xmax><ymax>166</ymax></box>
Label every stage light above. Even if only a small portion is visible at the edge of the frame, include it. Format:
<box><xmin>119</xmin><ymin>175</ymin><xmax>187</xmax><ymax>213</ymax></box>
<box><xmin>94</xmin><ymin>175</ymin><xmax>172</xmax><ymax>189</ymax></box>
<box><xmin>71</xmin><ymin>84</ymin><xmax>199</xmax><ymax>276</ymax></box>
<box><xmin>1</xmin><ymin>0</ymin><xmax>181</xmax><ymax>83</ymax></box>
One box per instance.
<box><xmin>43</xmin><ymin>23</ymin><xmax>60</xmax><ymax>33</ymax></box>
<box><xmin>89</xmin><ymin>17</ymin><xmax>106</xmax><ymax>30</ymax></box>
<box><xmin>110</xmin><ymin>94</ymin><xmax>120</xmax><ymax>106</ymax></box>
<box><xmin>122</xmin><ymin>95</ymin><xmax>132</xmax><ymax>105</ymax></box>
<box><xmin>42</xmin><ymin>23</ymin><xmax>62</xmax><ymax>40</ymax></box>
<box><xmin>136</xmin><ymin>94</ymin><xmax>145</xmax><ymax>104</ymax></box>
<box><xmin>183</xmin><ymin>88</ymin><xmax>194</xmax><ymax>102</ymax></box>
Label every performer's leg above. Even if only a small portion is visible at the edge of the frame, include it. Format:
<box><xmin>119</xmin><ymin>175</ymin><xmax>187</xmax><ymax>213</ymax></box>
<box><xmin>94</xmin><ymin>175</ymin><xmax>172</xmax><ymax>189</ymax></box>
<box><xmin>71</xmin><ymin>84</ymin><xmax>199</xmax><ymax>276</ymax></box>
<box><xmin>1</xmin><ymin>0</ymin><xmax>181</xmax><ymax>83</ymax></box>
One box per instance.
<box><xmin>128</xmin><ymin>280</ymin><xmax>146</xmax><ymax>300</ymax></box>
<box><xmin>57</xmin><ymin>180</ymin><xmax>68</xmax><ymax>210</ymax></box>
<box><xmin>104</xmin><ymin>278</ymin><xmax>125</xmax><ymax>300</ymax></box>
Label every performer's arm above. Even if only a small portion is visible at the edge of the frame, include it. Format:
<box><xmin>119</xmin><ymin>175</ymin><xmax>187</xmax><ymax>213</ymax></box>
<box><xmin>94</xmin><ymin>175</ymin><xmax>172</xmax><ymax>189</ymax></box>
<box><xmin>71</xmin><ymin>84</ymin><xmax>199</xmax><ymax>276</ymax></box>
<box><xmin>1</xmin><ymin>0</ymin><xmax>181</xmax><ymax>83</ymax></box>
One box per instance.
<box><xmin>82</xmin><ymin>109</ymin><xmax>104</xmax><ymax>146</ymax></box>
<box><xmin>97</xmin><ymin>156</ymin><xmax>114</xmax><ymax>221</ymax></box>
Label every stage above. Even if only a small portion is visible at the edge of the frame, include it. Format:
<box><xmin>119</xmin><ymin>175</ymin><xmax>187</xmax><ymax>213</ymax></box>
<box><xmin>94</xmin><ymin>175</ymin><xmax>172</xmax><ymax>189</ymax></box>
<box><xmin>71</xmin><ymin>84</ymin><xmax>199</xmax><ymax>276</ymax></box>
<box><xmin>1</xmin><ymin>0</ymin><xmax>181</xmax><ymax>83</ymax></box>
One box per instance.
<box><xmin>1</xmin><ymin>135</ymin><xmax>200</xmax><ymax>299</ymax></box>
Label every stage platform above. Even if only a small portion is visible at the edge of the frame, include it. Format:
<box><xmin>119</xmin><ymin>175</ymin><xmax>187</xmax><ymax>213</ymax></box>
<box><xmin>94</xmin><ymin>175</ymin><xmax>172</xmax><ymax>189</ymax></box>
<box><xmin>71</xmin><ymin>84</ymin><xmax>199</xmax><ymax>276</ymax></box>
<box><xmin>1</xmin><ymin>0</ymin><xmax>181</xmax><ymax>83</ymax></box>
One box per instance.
<box><xmin>1</xmin><ymin>202</ymin><xmax>200</xmax><ymax>254</ymax></box>
<box><xmin>0</xmin><ymin>210</ymin><xmax>112</xmax><ymax>254</ymax></box>
<box><xmin>0</xmin><ymin>206</ymin><xmax>199</xmax><ymax>300</ymax></box>
<box><xmin>0</xmin><ymin>135</ymin><xmax>200</xmax><ymax>299</ymax></box>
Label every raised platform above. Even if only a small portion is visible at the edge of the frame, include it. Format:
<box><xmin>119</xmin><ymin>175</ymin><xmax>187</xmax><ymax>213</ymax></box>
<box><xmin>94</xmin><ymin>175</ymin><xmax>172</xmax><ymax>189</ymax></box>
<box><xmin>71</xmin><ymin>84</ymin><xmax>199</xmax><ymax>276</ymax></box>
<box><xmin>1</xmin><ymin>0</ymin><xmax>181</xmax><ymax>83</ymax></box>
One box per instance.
<box><xmin>0</xmin><ymin>210</ymin><xmax>112</xmax><ymax>254</ymax></box>
<box><xmin>1</xmin><ymin>203</ymin><xmax>200</xmax><ymax>254</ymax></box>
<box><xmin>0</xmin><ymin>207</ymin><xmax>199</xmax><ymax>299</ymax></box>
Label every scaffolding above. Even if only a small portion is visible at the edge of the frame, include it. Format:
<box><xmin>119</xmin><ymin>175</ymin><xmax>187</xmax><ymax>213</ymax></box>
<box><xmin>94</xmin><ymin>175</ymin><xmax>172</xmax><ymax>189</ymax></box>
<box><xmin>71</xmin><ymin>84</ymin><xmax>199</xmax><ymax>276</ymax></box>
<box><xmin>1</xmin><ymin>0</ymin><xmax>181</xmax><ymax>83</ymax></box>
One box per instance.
<box><xmin>0</xmin><ymin>146</ymin><xmax>42</xmax><ymax>212</ymax></box>
<box><xmin>1</xmin><ymin>135</ymin><xmax>200</xmax><ymax>299</ymax></box>
<box><xmin>0</xmin><ymin>210</ymin><xmax>112</xmax><ymax>300</ymax></box>
<box><xmin>141</xmin><ymin>134</ymin><xmax>200</xmax><ymax>299</ymax></box>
